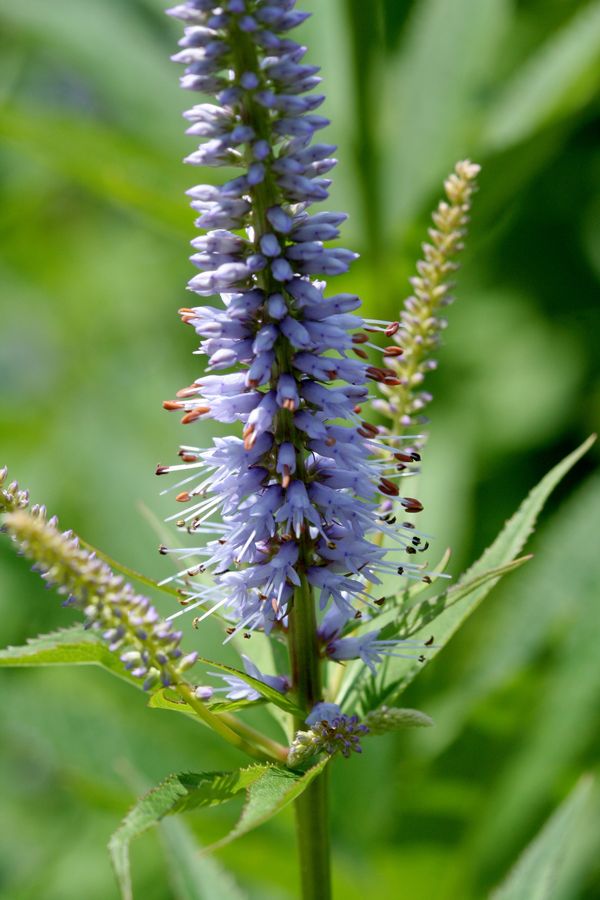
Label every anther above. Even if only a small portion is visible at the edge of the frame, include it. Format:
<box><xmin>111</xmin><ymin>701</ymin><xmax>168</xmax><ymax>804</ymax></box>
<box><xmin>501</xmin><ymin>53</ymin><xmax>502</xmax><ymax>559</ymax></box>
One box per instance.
<box><xmin>181</xmin><ymin>407</ymin><xmax>210</xmax><ymax>424</ymax></box>
<box><xmin>158</xmin><ymin>544</ymin><xmax>168</xmax><ymax>555</ymax></box>
<box><xmin>155</xmin><ymin>465</ymin><xmax>170</xmax><ymax>475</ymax></box>
<box><xmin>176</xmin><ymin>491</ymin><xmax>190</xmax><ymax>502</ymax></box>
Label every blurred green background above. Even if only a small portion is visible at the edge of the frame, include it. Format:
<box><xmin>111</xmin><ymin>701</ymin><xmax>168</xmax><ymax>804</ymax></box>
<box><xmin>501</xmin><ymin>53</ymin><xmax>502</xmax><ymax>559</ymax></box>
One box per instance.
<box><xmin>1</xmin><ymin>0</ymin><xmax>599</xmax><ymax>897</ymax></box>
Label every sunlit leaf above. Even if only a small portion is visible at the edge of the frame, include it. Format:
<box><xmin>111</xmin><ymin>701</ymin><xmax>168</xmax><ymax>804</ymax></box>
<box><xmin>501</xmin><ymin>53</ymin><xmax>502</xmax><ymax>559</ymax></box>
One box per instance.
<box><xmin>482</xmin><ymin>2</ymin><xmax>600</xmax><ymax>152</ymax></box>
<box><xmin>490</xmin><ymin>777</ymin><xmax>595</xmax><ymax>900</ymax></box>
<box><xmin>109</xmin><ymin>760</ymin><xmax>328</xmax><ymax>900</ymax></box>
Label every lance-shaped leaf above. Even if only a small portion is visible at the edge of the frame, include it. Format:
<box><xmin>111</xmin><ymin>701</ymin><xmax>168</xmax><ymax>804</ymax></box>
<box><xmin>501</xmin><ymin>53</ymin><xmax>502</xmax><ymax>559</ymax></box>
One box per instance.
<box><xmin>109</xmin><ymin>759</ymin><xmax>328</xmax><ymax>900</ymax></box>
<box><xmin>490</xmin><ymin>777</ymin><xmax>596</xmax><ymax>900</ymax></box>
<box><xmin>159</xmin><ymin>815</ymin><xmax>247</xmax><ymax>900</ymax></box>
<box><xmin>197</xmin><ymin>656</ymin><xmax>303</xmax><ymax>717</ymax></box>
<box><xmin>149</xmin><ymin>687</ymin><xmax>266</xmax><ymax>717</ymax></box>
<box><xmin>343</xmin><ymin>435</ymin><xmax>594</xmax><ymax>711</ymax></box>
<box><xmin>0</xmin><ymin>625</ymin><xmax>139</xmax><ymax>686</ymax></box>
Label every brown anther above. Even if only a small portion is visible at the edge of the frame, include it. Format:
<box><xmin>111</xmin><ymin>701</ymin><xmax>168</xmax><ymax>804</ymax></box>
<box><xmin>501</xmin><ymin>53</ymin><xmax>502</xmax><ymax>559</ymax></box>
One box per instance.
<box><xmin>425</xmin><ymin>635</ymin><xmax>434</xmax><ymax>646</ymax></box>
<box><xmin>327</xmin><ymin>369</ymin><xmax>337</xmax><ymax>380</ymax></box>
<box><xmin>354</xmin><ymin>610</ymin><xmax>362</xmax><ymax>619</ymax></box>
<box><xmin>158</xmin><ymin>544</ymin><xmax>168</xmax><ymax>555</ymax></box>
<box><xmin>176</xmin><ymin>491</ymin><xmax>190</xmax><ymax>502</ymax></box>
<box><xmin>418</xmin><ymin>654</ymin><xmax>426</xmax><ymax>663</ymax></box>
<box><xmin>383</xmin><ymin>346</ymin><xmax>404</xmax><ymax>357</ymax></box>
<box><xmin>218</xmin><ymin>538</ymin><xmax>227</xmax><ymax>545</ymax></box>
<box><xmin>180</xmin><ymin>454</ymin><xmax>197</xmax><ymax>463</ymax></box>
<box><xmin>243</xmin><ymin>425</ymin><xmax>256</xmax><ymax>451</ymax></box>
<box><xmin>176</xmin><ymin>519</ymin><xmax>186</xmax><ymax>528</ymax></box>
<box><xmin>401</xmin><ymin>497</ymin><xmax>424</xmax><ymax>513</ymax></box>
<box><xmin>155</xmin><ymin>465</ymin><xmax>170</xmax><ymax>475</ymax></box>
<box><xmin>379</xmin><ymin>478</ymin><xmax>399</xmax><ymax>496</ymax></box>
<box><xmin>163</xmin><ymin>400</ymin><xmax>184</xmax><ymax>411</ymax></box>
<box><xmin>282</xmin><ymin>398</ymin><xmax>296</xmax><ymax>411</ymax></box>
<box><xmin>352</xmin><ymin>333</ymin><xmax>369</xmax><ymax>344</ymax></box>
<box><xmin>192</xmin><ymin>617</ymin><xmax>201</xmax><ymax>629</ymax></box>
<box><xmin>226</xmin><ymin>627</ymin><xmax>235</xmax><ymax>635</ymax></box>
<box><xmin>422</xmin><ymin>575</ymin><xmax>432</xmax><ymax>584</ymax></box>
<box><xmin>397</xmin><ymin>566</ymin><xmax>404</xmax><ymax>575</ymax></box>
<box><xmin>406</xmin><ymin>546</ymin><xmax>417</xmax><ymax>555</ymax></box>
<box><xmin>394</xmin><ymin>452</ymin><xmax>416</xmax><ymax>464</ymax></box>
<box><xmin>258</xmin><ymin>593</ymin><xmax>268</xmax><ymax>600</ymax></box>
<box><xmin>181</xmin><ymin>407</ymin><xmax>210</xmax><ymax>424</ymax></box>
<box><xmin>352</xmin><ymin>347</ymin><xmax>369</xmax><ymax>359</ymax></box>
<box><xmin>419</xmin><ymin>541</ymin><xmax>430</xmax><ymax>552</ymax></box>
<box><xmin>383</xmin><ymin>377</ymin><xmax>403</xmax><ymax>386</ymax></box>
<box><xmin>176</xmin><ymin>385</ymin><xmax>199</xmax><ymax>398</ymax></box>
<box><xmin>325</xmin><ymin>437</ymin><xmax>336</xmax><ymax>447</ymax></box>
<box><xmin>178</xmin><ymin>307</ymin><xmax>195</xmax><ymax>317</ymax></box>
<box><xmin>385</xmin><ymin>322</ymin><xmax>400</xmax><ymax>336</ymax></box>
<box><xmin>178</xmin><ymin>597</ymin><xmax>191</xmax><ymax>607</ymax></box>
<box><xmin>361</xmin><ymin>420</ymin><xmax>378</xmax><ymax>437</ymax></box>
<box><xmin>412</xmin><ymin>536</ymin><xmax>421</xmax><ymax>546</ymax></box>
<box><xmin>403</xmin><ymin>521</ymin><xmax>415</xmax><ymax>529</ymax></box>
<box><xmin>375</xmin><ymin>597</ymin><xmax>386</xmax><ymax>607</ymax></box>
<box><xmin>243</xmin><ymin>632</ymin><xmax>251</xmax><ymax>639</ymax></box>
<box><xmin>353</xmin><ymin>405</ymin><xmax>362</xmax><ymax>414</ymax></box>
<box><xmin>327</xmin><ymin>541</ymin><xmax>336</xmax><ymax>549</ymax></box>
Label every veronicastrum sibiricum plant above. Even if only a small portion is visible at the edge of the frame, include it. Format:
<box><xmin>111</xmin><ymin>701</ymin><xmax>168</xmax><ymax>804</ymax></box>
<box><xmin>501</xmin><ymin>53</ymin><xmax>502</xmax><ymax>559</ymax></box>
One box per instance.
<box><xmin>0</xmin><ymin>3</ymin><xmax>594</xmax><ymax>899</ymax></box>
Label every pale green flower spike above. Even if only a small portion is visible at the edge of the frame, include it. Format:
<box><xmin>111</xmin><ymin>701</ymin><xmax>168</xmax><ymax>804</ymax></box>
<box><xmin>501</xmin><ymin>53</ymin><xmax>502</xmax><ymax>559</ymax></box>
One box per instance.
<box><xmin>363</xmin><ymin>705</ymin><xmax>434</xmax><ymax>735</ymax></box>
<box><xmin>375</xmin><ymin>160</ymin><xmax>481</xmax><ymax>436</ymax></box>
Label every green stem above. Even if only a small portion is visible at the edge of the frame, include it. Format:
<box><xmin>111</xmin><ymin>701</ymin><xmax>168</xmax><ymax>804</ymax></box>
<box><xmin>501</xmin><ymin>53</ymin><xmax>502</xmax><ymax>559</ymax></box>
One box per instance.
<box><xmin>229</xmin><ymin>25</ymin><xmax>332</xmax><ymax>898</ymax></box>
<box><xmin>289</xmin><ymin>572</ymin><xmax>332</xmax><ymax>900</ymax></box>
<box><xmin>294</xmin><ymin>765</ymin><xmax>331</xmax><ymax>900</ymax></box>
<box><xmin>175</xmin><ymin>678</ymin><xmax>279</xmax><ymax>762</ymax></box>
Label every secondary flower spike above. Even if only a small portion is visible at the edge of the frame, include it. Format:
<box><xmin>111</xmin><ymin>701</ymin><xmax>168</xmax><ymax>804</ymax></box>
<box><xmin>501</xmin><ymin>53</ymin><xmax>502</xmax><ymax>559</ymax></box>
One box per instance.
<box><xmin>160</xmin><ymin>1</ymin><xmax>428</xmax><ymax>656</ymax></box>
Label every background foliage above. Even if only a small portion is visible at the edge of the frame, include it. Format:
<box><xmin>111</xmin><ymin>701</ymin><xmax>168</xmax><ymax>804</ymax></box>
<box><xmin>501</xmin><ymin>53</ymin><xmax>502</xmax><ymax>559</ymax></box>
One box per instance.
<box><xmin>0</xmin><ymin>0</ymin><xmax>599</xmax><ymax>897</ymax></box>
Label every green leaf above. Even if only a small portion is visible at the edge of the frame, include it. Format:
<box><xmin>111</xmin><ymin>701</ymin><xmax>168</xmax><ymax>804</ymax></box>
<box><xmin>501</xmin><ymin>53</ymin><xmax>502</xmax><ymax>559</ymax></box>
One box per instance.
<box><xmin>382</xmin><ymin>0</ymin><xmax>509</xmax><ymax>227</ymax></box>
<box><xmin>207</xmin><ymin>757</ymin><xmax>329</xmax><ymax>853</ymax></box>
<box><xmin>109</xmin><ymin>768</ymin><xmax>266</xmax><ymax>900</ymax></box>
<box><xmin>197</xmin><ymin>656</ymin><xmax>303</xmax><ymax>717</ymax></box>
<box><xmin>490</xmin><ymin>777</ymin><xmax>595</xmax><ymax>900</ymax></box>
<box><xmin>482</xmin><ymin>2</ymin><xmax>600</xmax><ymax>152</ymax></box>
<box><xmin>159</xmin><ymin>816</ymin><xmax>247</xmax><ymax>900</ymax></box>
<box><xmin>422</xmin><ymin>473</ymin><xmax>600</xmax><ymax>759</ymax></box>
<box><xmin>109</xmin><ymin>760</ymin><xmax>328</xmax><ymax>900</ymax></box>
<box><xmin>0</xmin><ymin>625</ymin><xmax>139</xmax><ymax>687</ymax></box>
<box><xmin>148</xmin><ymin>687</ymin><xmax>265</xmax><ymax>717</ymax></box>
<box><xmin>358</xmin><ymin>436</ymin><xmax>595</xmax><ymax>709</ymax></box>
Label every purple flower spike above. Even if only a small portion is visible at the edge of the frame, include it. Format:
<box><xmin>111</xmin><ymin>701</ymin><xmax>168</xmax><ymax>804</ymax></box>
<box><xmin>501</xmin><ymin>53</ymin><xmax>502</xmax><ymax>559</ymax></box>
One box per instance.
<box><xmin>162</xmin><ymin>0</ymin><xmax>426</xmax><ymax>684</ymax></box>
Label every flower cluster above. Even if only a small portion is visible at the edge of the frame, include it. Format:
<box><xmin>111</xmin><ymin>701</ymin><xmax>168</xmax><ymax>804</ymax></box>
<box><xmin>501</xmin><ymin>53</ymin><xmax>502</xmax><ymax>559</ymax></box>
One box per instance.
<box><xmin>287</xmin><ymin>702</ymin><xmax>369</xmax><ymax>766</ymax></box>
<box><xmin>0</xmin><ymin>469</ymin><xmax>196</xmax><ymax>691</ymax></box>
<box><xmin>159</xmin><ymin>0</ymin><xmax>428</xmax><ymax>658</ymax></box>
<box><xmin>374</xmin><ymin>160</ymin><xmax>480</xmax><ymax>435</ymax></box>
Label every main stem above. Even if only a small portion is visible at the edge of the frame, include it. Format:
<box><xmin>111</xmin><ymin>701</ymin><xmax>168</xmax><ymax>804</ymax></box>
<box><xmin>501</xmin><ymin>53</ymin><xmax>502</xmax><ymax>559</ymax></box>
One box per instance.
<box><xmin>289</xmin><ymin>572</ymin><xmax>332</xmax><ymax>900</ymax></box>
<box><xmin>231</xmin><ymin>26</ymin><xmax>333</xmax><ymax>899</ymax></box>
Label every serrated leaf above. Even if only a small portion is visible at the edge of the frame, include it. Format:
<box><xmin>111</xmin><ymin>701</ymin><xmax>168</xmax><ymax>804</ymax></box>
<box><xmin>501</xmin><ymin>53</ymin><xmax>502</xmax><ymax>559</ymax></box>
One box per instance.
<box><xmin>206</xmin><ymin>757</ymin><xmax>329</xmax><ymax>853</ymax></box>
<box><xmin>482</xmin><ymin>2</ymin><xmax>600</xmax><ymax>152</ymax></box>
<box><xmin>357</xmin><ymin>436</ymin><xmax>594</xmax><ymax>709</ymax></box>
<box><xmin>159</xmin><ymin>815</ymin><xmax>247</xmax><ymax>900</ymax></box>
<box><xmin>490</xmin><ymin>777</ymin><xmax>595</xmax><ymax>900</ymax></box>
<box><xmin>197</xmin><ymin>656</ymin><xmax>303</xmax><ymax>716</ymax></box>
<box><xmin>109</xmin><ymin>760</ymin><xmax>328</xmax><ymax>900</ymax></box>
<box><xmin>336</xmin><ymin>557</ymin><xmax>529</xmax><ymax>709</ymax></box>
<box><xmin>0</xmin><ymin>625</ymin><xmax>139</xmax><ymax>687</ymax></box>
<box><xmin>109</xmin><ymin>767</ymin><xmax>267</xmax><ymax>900</ymax></box>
